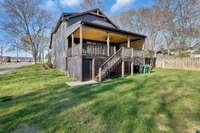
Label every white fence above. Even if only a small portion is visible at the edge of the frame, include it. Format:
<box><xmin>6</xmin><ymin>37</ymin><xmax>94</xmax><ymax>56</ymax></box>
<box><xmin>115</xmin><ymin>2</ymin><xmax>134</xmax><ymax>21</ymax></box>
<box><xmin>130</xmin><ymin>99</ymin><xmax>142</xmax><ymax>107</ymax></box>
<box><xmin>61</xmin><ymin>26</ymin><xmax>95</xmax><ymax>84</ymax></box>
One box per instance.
<box><xmin>156</xmin><ymin>56</ymin><xmax>200</xmax><ymax>71</ymax></box>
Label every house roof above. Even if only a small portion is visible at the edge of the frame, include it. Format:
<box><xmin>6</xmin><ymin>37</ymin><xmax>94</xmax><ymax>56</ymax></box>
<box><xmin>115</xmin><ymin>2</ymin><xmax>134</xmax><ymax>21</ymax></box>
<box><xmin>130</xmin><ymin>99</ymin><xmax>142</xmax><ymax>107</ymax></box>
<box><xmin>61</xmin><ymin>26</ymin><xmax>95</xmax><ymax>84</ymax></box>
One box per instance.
<box><xmin>49</xmin><ymin>9</ymin><xmax>147</xmax><ymax>49</ymax></box>
<box><xmin>190</xmin><ymin>44</ymin><xmax>200</xmax><ymax>50</ymax></box>
<box><xmin>52</xmin><ymin>8</ymin><xmax>119</xmax><ymax>34</ymax></box>
<box><xmin>65</xmin><ymin>8</ymin><xmax>119</xmax><ymax>29</ymax></box>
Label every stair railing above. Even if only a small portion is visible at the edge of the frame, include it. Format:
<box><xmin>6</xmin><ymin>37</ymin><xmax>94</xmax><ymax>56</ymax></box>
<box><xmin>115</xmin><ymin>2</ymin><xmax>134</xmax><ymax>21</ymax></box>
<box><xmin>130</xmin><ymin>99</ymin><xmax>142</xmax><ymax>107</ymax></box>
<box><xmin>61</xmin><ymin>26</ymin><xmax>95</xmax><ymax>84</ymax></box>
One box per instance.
<box><xmin>98</xmin><ymin>47</ymin><xmax>123</xmax><ymax>81</ymax></box>
<box><xmin>98</xmin><ymin>47</ymin><xmax>144</xmax><ymax>82</ymax></box>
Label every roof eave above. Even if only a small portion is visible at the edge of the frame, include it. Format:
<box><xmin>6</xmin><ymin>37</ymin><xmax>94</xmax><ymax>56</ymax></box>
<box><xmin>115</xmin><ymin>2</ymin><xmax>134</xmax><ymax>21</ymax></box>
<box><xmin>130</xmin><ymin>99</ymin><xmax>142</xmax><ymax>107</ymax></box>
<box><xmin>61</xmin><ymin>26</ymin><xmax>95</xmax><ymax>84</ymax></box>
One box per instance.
<box><xmin>81</xmin><ymin>21</ymin><xmax>146</xmax><ymax>39</ymax></box>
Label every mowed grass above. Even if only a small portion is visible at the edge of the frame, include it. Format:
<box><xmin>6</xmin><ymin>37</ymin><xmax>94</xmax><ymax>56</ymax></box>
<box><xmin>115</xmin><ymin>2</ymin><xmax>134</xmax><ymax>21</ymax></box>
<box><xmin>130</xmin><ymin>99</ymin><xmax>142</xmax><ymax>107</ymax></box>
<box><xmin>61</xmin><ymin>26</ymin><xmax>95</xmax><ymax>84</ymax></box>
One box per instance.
<box><xmin>0</xmin><ymin>65</ymin><xmax>200</xmax><ymax>133</ymax></box>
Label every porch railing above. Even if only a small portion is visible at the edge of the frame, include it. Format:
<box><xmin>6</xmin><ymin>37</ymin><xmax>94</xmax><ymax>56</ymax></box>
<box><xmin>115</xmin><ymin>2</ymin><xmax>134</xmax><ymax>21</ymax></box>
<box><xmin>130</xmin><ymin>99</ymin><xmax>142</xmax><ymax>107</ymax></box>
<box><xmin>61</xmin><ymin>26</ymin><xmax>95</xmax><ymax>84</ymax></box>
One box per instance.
<box><xmin>67</xmin><ymin>44</ymin><xmax>143</xmax><ymax>58</ymax></box>
<box><xmin>83</xmin><ymin>43</ymin><xmax>115</xmax><ymax>56</ymax></box>
<box><xmin>123</xmin><ymin>48</ymin><xmax>144</xmax><ymax>58</ymax></box>
<box><xmin>67</xmin><ymin>44</ymin><xmax>81</xmax><ymax>57</ymax></box>
<box><xmin>67</xmin><ymin>43</ymin><xmax>115</xmax><ymax>57</ymax></box>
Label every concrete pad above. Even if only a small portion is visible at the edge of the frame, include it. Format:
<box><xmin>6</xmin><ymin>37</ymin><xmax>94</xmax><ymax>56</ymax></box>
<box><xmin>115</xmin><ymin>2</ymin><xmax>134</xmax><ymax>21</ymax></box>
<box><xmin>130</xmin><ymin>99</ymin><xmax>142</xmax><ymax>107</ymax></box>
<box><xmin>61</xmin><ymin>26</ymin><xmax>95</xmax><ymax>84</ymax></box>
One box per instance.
<box><xmin>66</xmin><ymin>80</ymin><xmax>97</xmax><ymax>87</ymax></box>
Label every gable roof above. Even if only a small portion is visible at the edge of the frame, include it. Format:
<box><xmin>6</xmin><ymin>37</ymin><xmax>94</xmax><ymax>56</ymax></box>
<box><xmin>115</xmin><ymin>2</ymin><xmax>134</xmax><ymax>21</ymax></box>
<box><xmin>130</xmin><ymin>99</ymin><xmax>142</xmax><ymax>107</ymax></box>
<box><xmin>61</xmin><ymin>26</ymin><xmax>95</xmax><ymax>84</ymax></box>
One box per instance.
<box><xmin>64</xmin><ymin>9</ymin><xmax>119</xmax><ymax>29</ymax></box>
<box><xmin>191</xmin><ymin>43</ymin><xmax>200</xmax><ymax>50</ymax></box>
<box><xmin>49</xmin><ymin>9</ymin><xmax>147</xmax><ymax>49</ymax></box>
<box><xmin>52</xmin><ymin>8</ymin><xmax>119</xmax><ymax>34</ymax></box>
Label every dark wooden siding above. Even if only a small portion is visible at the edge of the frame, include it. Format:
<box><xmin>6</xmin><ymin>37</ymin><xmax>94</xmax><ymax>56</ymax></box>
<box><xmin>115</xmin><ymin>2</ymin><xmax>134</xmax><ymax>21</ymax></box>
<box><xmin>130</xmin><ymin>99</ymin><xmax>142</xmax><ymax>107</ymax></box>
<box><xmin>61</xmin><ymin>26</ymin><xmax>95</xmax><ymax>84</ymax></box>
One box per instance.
<box><xmin>67</xmin><ymin>56</ymin><xmax>83</xmax><ymax>81</ymax></box>
<box><xmin>51</xmin><ymin>21</ymin><xmax>68</xmax><ymax>73</ymax></box>
<box><xmin>94</xmin><ymin>57</ymin><xmax>106</xmax><ymax>76</ymax></box>
<box><xmin>82</xmin><ymin>59</ymin><xmax>92</xmax><ymax>81</ymax></box>
<box><xmin>82</xmin><ymin>56</ymin><xmax>107</xmax><ymax>80</ymax></box>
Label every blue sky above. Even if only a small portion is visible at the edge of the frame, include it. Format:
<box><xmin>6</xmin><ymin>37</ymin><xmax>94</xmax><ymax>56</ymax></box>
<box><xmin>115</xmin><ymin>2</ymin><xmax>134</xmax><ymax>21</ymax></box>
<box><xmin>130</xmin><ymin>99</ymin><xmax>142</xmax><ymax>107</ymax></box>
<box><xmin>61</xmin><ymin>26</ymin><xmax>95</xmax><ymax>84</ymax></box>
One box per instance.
<box><xmin>42</xmin><ymin>0</ymin><xmax>154</xmax><ymax>17</ymax></box>
<box><xmin>1</xmin><ymin>0</ymin><xmax>154</xmax><ymax>57</ymax></box>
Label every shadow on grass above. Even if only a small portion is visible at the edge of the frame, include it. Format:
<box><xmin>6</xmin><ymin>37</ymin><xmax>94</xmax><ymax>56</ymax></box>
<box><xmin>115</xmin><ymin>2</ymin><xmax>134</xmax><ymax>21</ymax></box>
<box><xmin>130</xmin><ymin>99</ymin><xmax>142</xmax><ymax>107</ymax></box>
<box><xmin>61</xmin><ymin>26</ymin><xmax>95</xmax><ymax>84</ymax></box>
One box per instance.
<box><xmin>0</xmin><ymin>77</ymin><xmax>135</xmax><ymax>132</ymax></box>
<box><xmin>0</xmin><ymin>96</ymin><xmax>13</xmax><ymax>102</ymax></box>
<box><xmin>0</xmin><ymin>66</ymin><xmax>199</xmax><ymax>132</ymax></box>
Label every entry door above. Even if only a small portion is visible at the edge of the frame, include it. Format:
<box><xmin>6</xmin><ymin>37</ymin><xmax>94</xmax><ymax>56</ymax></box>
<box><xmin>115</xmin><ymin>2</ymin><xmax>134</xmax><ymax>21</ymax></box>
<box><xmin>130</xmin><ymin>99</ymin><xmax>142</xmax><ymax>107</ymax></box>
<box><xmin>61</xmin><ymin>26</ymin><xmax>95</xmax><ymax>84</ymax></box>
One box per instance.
<box><xmin>83</xmin><ymin>59</ymin><xmax>92</xmax><ymax>81</ymax></box>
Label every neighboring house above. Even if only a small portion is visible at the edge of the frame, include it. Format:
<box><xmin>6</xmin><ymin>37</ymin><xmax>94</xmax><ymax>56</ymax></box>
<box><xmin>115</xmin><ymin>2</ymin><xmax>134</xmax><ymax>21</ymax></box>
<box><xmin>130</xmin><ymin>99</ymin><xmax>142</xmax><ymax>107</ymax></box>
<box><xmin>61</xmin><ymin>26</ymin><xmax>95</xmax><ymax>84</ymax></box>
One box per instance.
<box><xmin>49</xmin><ymin>9</ymin><xmax>146</xmax><ymax>81</ymax></box>
<box><xmin>188</xmin><ymin>44</ymin><xmax>200</xmax><ymax>58</ymax></box>
<box><xmin>0</xmin><ymin>56</ymin><xmax>33</xmax><ymax>63</ymax></box>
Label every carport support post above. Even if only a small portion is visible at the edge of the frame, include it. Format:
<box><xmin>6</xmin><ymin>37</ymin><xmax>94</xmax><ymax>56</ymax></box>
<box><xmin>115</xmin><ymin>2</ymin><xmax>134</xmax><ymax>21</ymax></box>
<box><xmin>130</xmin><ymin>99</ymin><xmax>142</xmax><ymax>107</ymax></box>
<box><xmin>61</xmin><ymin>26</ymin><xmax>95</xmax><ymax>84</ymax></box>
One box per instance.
<box><xmin>114</xmin><ymin>46</ymin><xmax>116</xmax><ymax>54</ymax></box>
<box><xmin>127</xmin><ymin>36</ymin><xmax>130</xmax><ymax>48</ymax></box>
<box><xmin>122</xmin><ymin>59</ymin><xmax>125</xmax><ymax>78</ymax></box>
<box><xmin>122</xmin><ymin>47</ymin><xmax>125</xmax><ymax>78</ymax></box>
<box><xmin>80</xmin><ymin>25</ymin><xmax>83</xmax><ymax>55</ymax></box>
<box><xmin>107</xmin><ymin>33</ymin><xmax>110</xmax><ymax>56</ymax></box>
<box><xmin>80</xmin><ymin>25</ymin><xmax>83</xmax><ymax>81</ymax></box>
<box><xmin>131</xmin><ymin>48</ymin><xmax>134</xmax><ymax>76</ymax></box>
<box><xmin>99</xmin><ymin>68</ymin><xmax>102</xmax><ymax>82</ymax></box>
<box><xmin>65</xmin><ymin>37</ymin><xmax>69</xmax><ymax>76</ymax></box>
<box><xmin>65</xmin><ymin>37</ymin><xmax>69</xmax><ymax>56</ymax></box>
<box><xmin>92</xmin><ymin>58</ymin><xmax>95</xmax><ymax>80</ymax></box>
<box><xmin>71</xmin><ymin>33</ymin><xmax>74</xmax><ymax>55</ymax></box>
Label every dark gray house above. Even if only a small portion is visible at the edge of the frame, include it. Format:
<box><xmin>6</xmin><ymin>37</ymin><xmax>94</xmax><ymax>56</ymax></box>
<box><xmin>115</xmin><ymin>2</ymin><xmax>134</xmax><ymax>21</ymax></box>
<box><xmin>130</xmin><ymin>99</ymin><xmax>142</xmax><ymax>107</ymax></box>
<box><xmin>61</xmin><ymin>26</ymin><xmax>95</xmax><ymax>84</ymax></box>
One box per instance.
<box><xmin>50</xmin><ymin>9</ymin><xmax>146</xmax><ymax>81</ymax></box>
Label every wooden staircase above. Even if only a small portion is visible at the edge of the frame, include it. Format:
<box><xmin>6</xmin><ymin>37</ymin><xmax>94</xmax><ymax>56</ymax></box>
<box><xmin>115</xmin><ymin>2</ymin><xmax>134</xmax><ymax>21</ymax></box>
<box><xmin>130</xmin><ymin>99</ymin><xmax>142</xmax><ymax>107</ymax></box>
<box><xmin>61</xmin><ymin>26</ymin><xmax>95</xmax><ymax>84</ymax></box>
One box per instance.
<box><xmin>96</xmin><ymin>47</ymin><xmax>144</xmax><ymax>82</ymax></box>
<box><xmin>96</xmin><ymin>48</ymin><xmax>123</xmax><ymax>81</ymax></box>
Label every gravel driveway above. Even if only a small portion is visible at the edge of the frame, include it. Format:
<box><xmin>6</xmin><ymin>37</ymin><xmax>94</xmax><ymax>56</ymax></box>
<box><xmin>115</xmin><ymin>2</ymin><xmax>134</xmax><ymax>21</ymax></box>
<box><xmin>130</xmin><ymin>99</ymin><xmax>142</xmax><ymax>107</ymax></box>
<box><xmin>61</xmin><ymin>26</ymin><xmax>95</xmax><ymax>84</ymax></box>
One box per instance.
<box><xmin>0</xmin><ymin>62</ymin><xmax>34</xmax><ymax>74</ymax></box>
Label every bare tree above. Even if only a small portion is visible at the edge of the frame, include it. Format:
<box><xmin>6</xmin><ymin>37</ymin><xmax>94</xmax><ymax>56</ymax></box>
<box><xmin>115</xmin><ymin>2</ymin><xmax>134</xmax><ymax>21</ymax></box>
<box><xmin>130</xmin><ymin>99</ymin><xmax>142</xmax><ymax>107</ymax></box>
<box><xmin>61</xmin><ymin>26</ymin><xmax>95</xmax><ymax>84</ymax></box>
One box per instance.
<box><xmin>0</xmin><ymin>0</ymin><xmax>52</xmax><ymax>63</ymax></box>
<box><xmin>80</xmin><ymin>0</ymin><xmax>104</xmax><ymax>11</ymax></box>
<box><xmin>155</xmin><ymin>0</ymin><xmax>200</xmax><ymax>54</ymax></box>
<box><xmin>114</xmin><ymin>7</ymin><xmax>168</xmax><ymax>54</ymax></box>
<box><xmin>113</xmin><ymin>0</ymin><xmax>200</xmax><ymax>56</ymax></box>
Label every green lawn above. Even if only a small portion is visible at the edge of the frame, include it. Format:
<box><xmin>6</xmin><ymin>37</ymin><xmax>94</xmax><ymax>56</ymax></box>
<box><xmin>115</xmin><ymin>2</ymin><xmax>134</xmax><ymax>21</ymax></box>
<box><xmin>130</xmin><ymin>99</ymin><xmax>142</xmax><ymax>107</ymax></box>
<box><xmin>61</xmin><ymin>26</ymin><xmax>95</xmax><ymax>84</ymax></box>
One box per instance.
<box><xmin>0</xmin><ymin>65</ymin><xmax>200</xmax><ymax>133</ymax></box>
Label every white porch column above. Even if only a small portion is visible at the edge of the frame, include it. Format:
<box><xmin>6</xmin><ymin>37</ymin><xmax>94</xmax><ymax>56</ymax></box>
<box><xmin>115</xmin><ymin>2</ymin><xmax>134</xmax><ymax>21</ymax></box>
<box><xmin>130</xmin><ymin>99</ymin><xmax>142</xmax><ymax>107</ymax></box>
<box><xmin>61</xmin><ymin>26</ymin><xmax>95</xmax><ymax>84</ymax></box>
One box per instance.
<box><xmin>92</xmin><ymin>58</ymin><xmax>95</xmax><ymax>80</ymax></box>
<box><xmin>80</xmin><ymin>25</ymin><xmax>83</xmax><ymax>55</ymax></box>
<box><xmin>121</xmin><ymin>47</ymin><xmax>125</xmax><ymax>78</ymax></box>
<box><xmin>114</xmin><ymin>46</ymin><xmax>116</xmax><ymax>54</ymax></box>
<box><xmin>71</xmin><ymin>33</ymin><xmax>74</xmax><ymax>55</ymax></box>
<box><xmin>127</xmin><ymin>36</ymin><xmax>130</xmax><ymax>48</ymax></box>
<box><xmin>65</xmin><ymin>37</ymin><xmax>69</xmax><ymax>57</ymax></box>
<box><xmin>107</xmin><ymin>33</ymin><xmax>110</xmax><ymax>56</ymax></box>
<box><xmin>99</xmin><ymin>68</ymin><xmax>102</xmax><ymax>82</ymax></box>
<box><xmin>72</xmin><ymin>33</ymin><xmax>74</xmax><ymax>46</ymax></box>
<box><xmin>122</xmin><ymin>59</ymin><xmax>125</xmax><ymax>78</ymax></box>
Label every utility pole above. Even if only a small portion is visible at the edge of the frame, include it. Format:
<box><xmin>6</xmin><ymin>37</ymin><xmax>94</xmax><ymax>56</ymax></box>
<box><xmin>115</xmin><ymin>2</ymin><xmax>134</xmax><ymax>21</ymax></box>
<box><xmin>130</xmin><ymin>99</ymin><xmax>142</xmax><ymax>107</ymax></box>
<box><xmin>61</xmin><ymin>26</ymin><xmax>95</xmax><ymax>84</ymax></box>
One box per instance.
<box><xmin>0</xmin><ymin>46</ymin><xmax>3</xmax><ymax>63</ymax></box>
<box><xmin>42</xmin><ymin>47</ymin><xmax>44</xmax><ymax>64</ymax></box>
<box><xmin>16</xmin><ymin>46</ymin><xmax>19</xmax><ymax>62</ymax></box>
<box><xmin>0</xmin><ymin>46</ymin><xmax>3</xmax><ymax>57</ymax></box>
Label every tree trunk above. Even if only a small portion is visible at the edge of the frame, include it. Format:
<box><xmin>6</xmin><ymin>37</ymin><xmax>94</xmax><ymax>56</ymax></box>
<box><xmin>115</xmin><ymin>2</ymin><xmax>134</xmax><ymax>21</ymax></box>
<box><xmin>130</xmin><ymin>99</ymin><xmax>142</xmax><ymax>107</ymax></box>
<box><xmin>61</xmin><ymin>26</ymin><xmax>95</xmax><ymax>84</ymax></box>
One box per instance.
<box><xmin>167</xmin><ymin>48</ymin><xmax>170</xmax><ymax>55</ymax></box>
<box><xmin>33</xmin><ymin>51</ymin><xmax>38</xmax><ymax>64</ymax></box>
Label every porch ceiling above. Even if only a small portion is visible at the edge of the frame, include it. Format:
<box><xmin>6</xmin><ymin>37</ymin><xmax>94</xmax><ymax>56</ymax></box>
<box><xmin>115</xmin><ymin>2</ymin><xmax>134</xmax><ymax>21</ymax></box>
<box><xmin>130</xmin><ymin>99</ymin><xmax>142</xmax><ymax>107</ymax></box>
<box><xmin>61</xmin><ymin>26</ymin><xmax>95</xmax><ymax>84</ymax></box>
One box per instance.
<box><xmin>73</xmin><ymin>26</ymin><xmax>143</xmax><ymax>43</ymax></box>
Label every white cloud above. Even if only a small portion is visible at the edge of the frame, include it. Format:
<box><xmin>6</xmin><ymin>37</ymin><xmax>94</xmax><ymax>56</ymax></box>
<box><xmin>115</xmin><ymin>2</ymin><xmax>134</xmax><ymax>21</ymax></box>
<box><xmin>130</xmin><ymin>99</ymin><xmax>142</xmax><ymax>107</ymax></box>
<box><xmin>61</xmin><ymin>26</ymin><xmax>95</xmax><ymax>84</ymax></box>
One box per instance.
<box><xmin>60</xmin><ymin>0</ymin><xmax>81</xmax><ymax>7</ymax></box>
<box><xmin>111</xmin><ymin>0</ymin><xmax>136</xmax><ymax>13</ymax></box>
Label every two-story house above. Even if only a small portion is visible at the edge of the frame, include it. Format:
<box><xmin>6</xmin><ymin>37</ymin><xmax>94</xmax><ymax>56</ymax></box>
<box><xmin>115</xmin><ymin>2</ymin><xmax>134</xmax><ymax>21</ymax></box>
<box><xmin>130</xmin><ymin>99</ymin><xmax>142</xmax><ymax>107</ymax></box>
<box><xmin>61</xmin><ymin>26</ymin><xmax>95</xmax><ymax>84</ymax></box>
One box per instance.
<box><xmin>49</xmin><ymin>9</ymin><xmax>146</xmax><ymax>81</ymax></box>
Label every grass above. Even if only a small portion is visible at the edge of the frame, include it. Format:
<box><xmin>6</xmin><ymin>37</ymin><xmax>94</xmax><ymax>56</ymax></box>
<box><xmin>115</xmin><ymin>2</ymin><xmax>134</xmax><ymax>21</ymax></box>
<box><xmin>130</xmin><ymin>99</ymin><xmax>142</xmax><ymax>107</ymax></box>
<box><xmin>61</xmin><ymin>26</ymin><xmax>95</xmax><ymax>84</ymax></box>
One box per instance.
<box><xmin>0</xmin><ymin>65</ymin><xmax>200</xmax><ymax>133</ymax></box>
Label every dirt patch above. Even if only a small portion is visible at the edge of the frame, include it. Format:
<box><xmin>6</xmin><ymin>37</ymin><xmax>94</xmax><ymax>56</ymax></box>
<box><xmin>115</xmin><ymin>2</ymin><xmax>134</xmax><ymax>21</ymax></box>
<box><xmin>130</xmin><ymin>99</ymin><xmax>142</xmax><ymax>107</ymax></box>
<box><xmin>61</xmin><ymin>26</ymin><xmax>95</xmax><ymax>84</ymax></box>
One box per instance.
<box><xmin>11</xmin><ymin>123</ymin><xmax>39</xmax><ymax>133</ymax></box>
<box><xmin>156</xmin><ymin>114</ymin><xmax>169</xmax><ymax>132</ymax></box>
<box><xmin>188</xmin><ymin>122</ymin><xmax>200</xmax><ymax>133</ymax></box>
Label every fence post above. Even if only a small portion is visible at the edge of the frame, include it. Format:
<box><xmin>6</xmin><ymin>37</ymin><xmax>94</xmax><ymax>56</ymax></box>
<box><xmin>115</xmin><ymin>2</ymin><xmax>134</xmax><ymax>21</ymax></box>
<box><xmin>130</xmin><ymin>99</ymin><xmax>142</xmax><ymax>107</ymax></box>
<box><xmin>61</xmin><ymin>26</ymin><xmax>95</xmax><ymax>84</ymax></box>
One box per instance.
<box><xmin>99</xmin><ymin>68</ymin><xmax>102</xmax><ymax>82</ymax></box>
<box><xmin>92</xmin><ymin>58</ymin><xmax>95</xmax><ymax>80</ymax></box>
<box><xmin>131</xmin><ymin>48</ymin><xmax>134</xmax><ymax>76</ymax></box>
<box><xmin>122</xmin><ymin>59</ymin><xmax>125</xmax><ymax>78</ymax></box>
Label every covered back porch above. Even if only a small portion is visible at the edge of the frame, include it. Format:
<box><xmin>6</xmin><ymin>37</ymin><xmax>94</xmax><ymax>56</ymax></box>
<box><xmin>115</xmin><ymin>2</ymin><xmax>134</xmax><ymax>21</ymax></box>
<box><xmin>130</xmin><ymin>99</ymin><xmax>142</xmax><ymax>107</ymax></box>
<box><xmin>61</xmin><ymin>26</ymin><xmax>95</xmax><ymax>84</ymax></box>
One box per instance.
<box><xmin>66</xmin><ymin>21</ymin><xmax>146</xmax><ymax>57</ymax></box>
